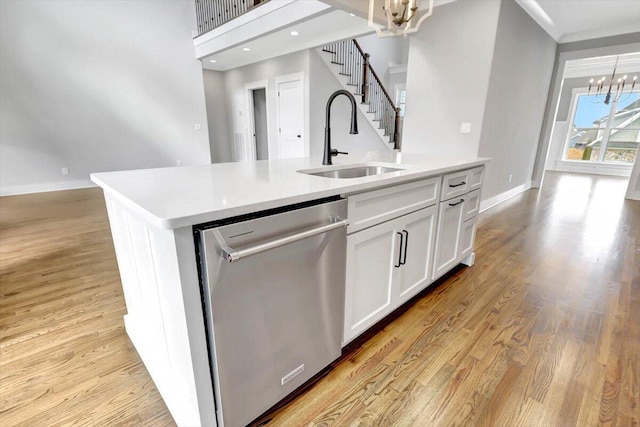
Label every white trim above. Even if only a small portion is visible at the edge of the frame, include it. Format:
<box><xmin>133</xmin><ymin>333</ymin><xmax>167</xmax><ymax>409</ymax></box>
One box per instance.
<box><xmin>552</xmin><ymin>160</ymin><xmax>632</xmax><ymax>177</ymax></box>
<box><xmin>0</xmin><ymin>179</ymin><xmax>96</xmax><ymax>197</ymax></box>
<box><xmin>563</xmin><ymin>54</ymin><xmax>640</xmax><ymax>79</ymax></box>
<box><xmin>245</xmin><ymin>79</ymin><xmax>270</xmax><ymax>161</ymax></box>
<box><xmin>388</xmin><ymin>64</ymin><xmax>408</xmax><ymax>75</ymax></box>
<box><xmin>626</xmin><ymin>153</ymin><xmax>640</xmax><ymax>200</ymax></box>
<box><xmin>479</xmin><ymin>181</ymin><xmax>532</xmax><ymax>213</ymax></box>
<box><xmin>514</xmin><ymin>0</ymin><xmax>562</xmax><ymax>42</ymax></box>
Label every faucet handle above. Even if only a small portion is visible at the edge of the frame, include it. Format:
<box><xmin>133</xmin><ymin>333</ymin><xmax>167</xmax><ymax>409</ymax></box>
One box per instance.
<box><xmin>331</xmin><ymin>149</ymin><xmax>349</xmax><ymax>157</ymax></box>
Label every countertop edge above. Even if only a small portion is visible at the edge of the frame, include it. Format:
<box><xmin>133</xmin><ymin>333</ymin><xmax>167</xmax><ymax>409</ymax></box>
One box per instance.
<box><xmin>92</xmin><ymin>158</ymin><xmax>490</xmax><ymax>230</ymax></box>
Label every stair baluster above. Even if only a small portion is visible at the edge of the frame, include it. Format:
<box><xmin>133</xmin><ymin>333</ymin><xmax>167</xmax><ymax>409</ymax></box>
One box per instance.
<box><xmin>321</xmin><ymin>39</ymin><xmax>401</xmax><ymax>149</ymax></box>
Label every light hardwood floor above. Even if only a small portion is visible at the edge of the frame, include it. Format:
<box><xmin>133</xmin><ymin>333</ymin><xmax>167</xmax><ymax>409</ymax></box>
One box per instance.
<box><xmin>1</xmin><ymin>171</ymin><xmax>638</xmax><ymax>426</ymax></box>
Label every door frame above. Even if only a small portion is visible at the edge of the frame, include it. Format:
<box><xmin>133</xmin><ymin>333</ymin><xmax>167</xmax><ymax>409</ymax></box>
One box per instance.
<box><xmin>275</xmin><ymin>72</ymin><xmax>307</xmax><ymax>158</ymax></box>
<box><xmin>531</xmin><ymin>44</ymin><xmax>640</xmax><ymax>191</ymax></box>
<box><xmin>245</xmin><ymin>80</ymin><xmax>269</xmax><ymax>161</ymax></box>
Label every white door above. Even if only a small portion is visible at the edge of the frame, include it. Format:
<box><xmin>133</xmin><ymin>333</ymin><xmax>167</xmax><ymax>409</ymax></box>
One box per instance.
<box><xmin>277</xmin><ymin>79</ymin><xmax>304</xmax><ymax>159</ymax></box>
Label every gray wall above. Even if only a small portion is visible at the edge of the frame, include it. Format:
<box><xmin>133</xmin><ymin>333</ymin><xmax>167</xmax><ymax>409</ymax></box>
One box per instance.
<box><xmin>218</xmin><ymin>50</ymin><xmax>309</xmax><ymax>160</ymax></box>
<box><xmin>203</xmin><ymin>70</ymin><xmax>232</xmax><ymax>163</ymax></box>
<box><xmin>0</xmin><ymin>0</ymin><xmax>211</xmax><ymax>195</ymax></box>
<box><xmin>558</xmin><ymin>33</ymin><xmax>640</xmax><ymax>54</ymax></box>
<box><xmin>401</xmin><ymin>0</ymin><xmax>502</xmax><ymax>158</ymax></box>
<box><xmin>202</xmin><ymin>49</ymin><xmax>389</xmax><ymax>160</ymax></box>
<box><xmin>477</xmin><ymin>0</ymin><xmax>557</xmax><ymax>201</ymax></box>
<box><xmin>356</xmin><ymin>33</ymin><xmax>408</xmax><ymax>89</ymax></box>
<box><xmin>308</xmin><ymin>49</ymin><xmax>389</xmax><ymax>157</ymax></box>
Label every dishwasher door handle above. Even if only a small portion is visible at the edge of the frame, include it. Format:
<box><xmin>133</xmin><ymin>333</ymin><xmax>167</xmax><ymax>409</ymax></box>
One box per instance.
<box><xmin>221</xmin><ymin>219</ymin><xmax>349</xmax><ymax>263</ymax></box>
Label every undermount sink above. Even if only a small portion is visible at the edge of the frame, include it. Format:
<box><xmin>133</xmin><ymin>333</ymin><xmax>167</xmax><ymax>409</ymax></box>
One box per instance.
<box><xmin>298</xmin><ymin>164</ymin><xmax>405</xmax><ymax>179</ymax></box>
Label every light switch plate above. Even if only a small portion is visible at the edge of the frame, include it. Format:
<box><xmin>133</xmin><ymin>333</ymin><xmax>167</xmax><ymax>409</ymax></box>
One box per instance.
<box><xmin>460</xmin><ymin>123</ymin><xmax>472</xmax><ymax>134</ymax></box>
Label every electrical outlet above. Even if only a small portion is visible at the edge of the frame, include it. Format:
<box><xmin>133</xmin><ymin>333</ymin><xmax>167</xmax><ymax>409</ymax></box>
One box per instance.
<box><xmin>508</xmin><ymin>174</ymin><xmax>513</xmax><ymax>183</ymax></box>
<box><xmin>62</xmin><ymin>167</ymin><xmax>69</xmax><ymax>176</ymax></box>
<box><xmin>176</xmin><ymin>160</ymin><xmax>182</xmax><ymax>166</ymax></box>
<box><xmin>460</xmin><ymin>123</ymin><xmax>472</xmax><ymax>134</ymax></box>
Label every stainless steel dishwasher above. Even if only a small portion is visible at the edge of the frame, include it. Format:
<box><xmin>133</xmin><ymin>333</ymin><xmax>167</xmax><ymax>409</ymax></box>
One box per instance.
<box><xmin>196</xmin><ymin>197</ymin><xmax>347</xmax><ymax>427</ymax></box>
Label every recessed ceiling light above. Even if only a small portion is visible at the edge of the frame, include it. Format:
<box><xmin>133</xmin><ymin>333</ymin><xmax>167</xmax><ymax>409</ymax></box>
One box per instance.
<box><xmin>242</xmin><ymin>47</ymin><xmax>251</xmax><ymax>52</ymax></box>
<box><xmin>209</xmin><ymin>59</ymin><xmax>217</xmax><ymax>63</ymax></box>
<box><xmin>290</xmin><ymin>30</ymin><xmax>299</xmax><ymax>36</ymax></box>
<box><xmin>350</xmin><ymin>13</ymin><xmax>355</xmax><ymax>16</ymax></box>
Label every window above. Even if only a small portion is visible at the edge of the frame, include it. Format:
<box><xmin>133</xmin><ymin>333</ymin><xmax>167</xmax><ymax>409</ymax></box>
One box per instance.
<box><xmin>564</xmin><ymin>91</ymin><xmax>640</xmax><ymax>165</ymax></box>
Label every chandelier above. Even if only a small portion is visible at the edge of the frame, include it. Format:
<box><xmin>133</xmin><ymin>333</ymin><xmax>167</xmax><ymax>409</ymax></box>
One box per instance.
<box><xmin>368</xmin><ymin>0</ymin><xmax>434</xmax><ymax>38</ymax></box>
<box><xmin>587</xmin><ymin>56</ymin><xmax>638</xmax><ymax>105</ymax></box>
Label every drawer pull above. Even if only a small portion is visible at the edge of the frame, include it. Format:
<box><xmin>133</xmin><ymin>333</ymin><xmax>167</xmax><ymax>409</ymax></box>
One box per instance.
<box><xmin>400</xmin><ymin>230</ymin><xmax>409</xmax><ymax>266</ymax></box>
<box><xmin>449</xmin><ymin>199</ymin><xmax>464</xmax><ymax>207</ymax></box>
<box><xmin>449</xmin><ymin>181</ymin><xmax>466</xmax><ymax>188</ymax></box>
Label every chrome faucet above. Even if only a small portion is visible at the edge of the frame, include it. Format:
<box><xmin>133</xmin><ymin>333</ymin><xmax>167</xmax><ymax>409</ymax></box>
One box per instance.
<box><xmin>323</xmin><ymin>90</ymin><xmax>359</xmax><ymax>165</ymax></box>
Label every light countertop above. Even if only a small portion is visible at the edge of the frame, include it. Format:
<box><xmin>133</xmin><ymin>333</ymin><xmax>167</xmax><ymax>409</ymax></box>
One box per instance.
<box><xmin>91</xmin><ymin>152</ymin><xmax>490</xmax><ymax>229</ymax></box>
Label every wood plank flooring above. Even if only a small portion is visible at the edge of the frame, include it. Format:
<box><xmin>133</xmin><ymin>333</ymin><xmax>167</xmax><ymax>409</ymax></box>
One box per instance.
<box><xmin>1</xmin><ymin>171</ymin><xmax>638</xmax><ymax>426</ymax></box>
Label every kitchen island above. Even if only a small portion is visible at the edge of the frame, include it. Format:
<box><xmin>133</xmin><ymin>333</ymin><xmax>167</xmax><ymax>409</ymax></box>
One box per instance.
<box><xmin>91</xmin><ymin>152</ymin><xmax>489</xmax><ymax>427</ymax></box>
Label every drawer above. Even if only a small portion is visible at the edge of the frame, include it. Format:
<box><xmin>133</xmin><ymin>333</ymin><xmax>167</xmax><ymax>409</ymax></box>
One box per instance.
<box><xmin>347</xmin><ymin>177</ymin><xmax>440</xmax><ymax>234</ymax></box>
<box><xmin>462</xmin><ymin>189</ymin><xmax>481</xmax><ymax>222</ymax></box>
<box><xmin>440</xmin><ymin>166</ymin><xmax>485</xmax><ymax>201</ymax></box>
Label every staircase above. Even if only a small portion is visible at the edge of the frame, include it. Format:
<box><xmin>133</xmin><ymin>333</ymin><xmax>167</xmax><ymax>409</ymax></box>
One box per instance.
<box><xmin>319</xmin><ymin>39</ymin><xmax>401</xmax><ymax>150</ymax></box>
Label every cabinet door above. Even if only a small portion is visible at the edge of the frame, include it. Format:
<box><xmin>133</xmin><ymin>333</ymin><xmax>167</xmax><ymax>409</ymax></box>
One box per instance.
<box><xmin>344</xmin><ymin>219</ymin><xmax>401</xmax><ymax>344</ymax></box>
<box><xmin>396</xmin><ymin>206</ymin><xmax>437</xmax><ymax>304</ymax></box>
<box><xmin>432</xmin><ymin>197</ymin><xmax>465</xmax><ymax>281</ymax></box>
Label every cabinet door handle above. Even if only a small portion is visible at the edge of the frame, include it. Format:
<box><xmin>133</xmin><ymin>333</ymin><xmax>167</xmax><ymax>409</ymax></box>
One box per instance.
<box><xmin>449</xmin><ymin>198</ymin><xmax>464</xmax><ymax>207</ymax></box>
<box><xmin>449</xmin><ymin>181</ymin><xmax>466</xmax><ymax>188</ymax></box>
<box><xmin>394</xmin><ymin>231</ymin><xmax>404</xmax><ymax>268</ymax></box>
<box><xmin>400</xmin><ymin>229</ymin><xmax>409</xmax><ymax>265</ymax></box>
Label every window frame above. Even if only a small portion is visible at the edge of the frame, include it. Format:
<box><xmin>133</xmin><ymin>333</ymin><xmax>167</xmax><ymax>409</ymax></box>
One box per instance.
<box><xmin>562</xmin><ymin>87</ymin><xmax>640</xmax><ymax>165</ymax></box>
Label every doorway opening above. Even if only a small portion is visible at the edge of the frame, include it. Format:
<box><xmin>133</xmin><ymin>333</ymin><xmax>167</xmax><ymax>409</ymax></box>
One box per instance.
<box><xmin>250</xmin><ymin>88</ymin><xmax>269</xmax><ymax>160</ymax></box>
<box><xmin>537</xmin><ymin>51</ymin><xmax>640</xmax><ymax>200</ymax></box>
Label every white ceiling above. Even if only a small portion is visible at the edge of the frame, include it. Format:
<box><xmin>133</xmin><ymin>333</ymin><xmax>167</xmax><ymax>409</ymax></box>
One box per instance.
<box><xmin>515</xmin><ymin>0</ymin><xmax>640</xmax><ymax>43</ymax></box>
<box><xmin>200</xmin><ymin>0</ymin><xmax>457</xmax><ymax>71</ymax></box>
<box><xmin>201</xmin><ymin>8</ymin><xmax>372</xmax><ymax>71</ymax></box>
<box><xmin>201</xmin><ymin>0</ymin><xmax>640</xmax><ymax>71</ymax></box>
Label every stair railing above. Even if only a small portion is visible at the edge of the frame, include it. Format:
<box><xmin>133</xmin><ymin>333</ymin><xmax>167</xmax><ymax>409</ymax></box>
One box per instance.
<box><xmin>194</xmin><ymin>0</ymin><xmax>268</xmax><ymax>37</ymax></box>
<box><xmin>322</xmin><ymin>39</ymin><xmax>401</xmax><ymax>149</ymax></box>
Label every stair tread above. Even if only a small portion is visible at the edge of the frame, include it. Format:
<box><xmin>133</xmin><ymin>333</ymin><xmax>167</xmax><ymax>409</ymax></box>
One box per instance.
<box><xmin>321</xmin><ymin>41</ymin><xmax>398</xmax><ymax>149</ymax></box>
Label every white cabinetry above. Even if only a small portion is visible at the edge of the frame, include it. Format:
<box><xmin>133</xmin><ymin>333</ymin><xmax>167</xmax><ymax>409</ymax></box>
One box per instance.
<box><xmin>432</xmin><ymin>167</ymin><xmax>484</xmax><ymax>281</ymax></box>
<box><xmin>343</xmin><ymin>179</ymin><xmax>439</xmax><ymax>345</ymax></box>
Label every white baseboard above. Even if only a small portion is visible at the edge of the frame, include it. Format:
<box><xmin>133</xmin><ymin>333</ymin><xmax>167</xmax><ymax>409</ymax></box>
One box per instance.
<box><xmin>550</xmin><ymin>160</ymin><xmax>632</xmax><ymax>177</ymax></box>
<box><xmin>0</xmin><ymin>179</ymin><xmax>96</xmax><ymax>197</ymax></box>
<box><xmin>480</xmin><ymin>181</ymin><xmax>532</xmax><ymax>213</ymax></box>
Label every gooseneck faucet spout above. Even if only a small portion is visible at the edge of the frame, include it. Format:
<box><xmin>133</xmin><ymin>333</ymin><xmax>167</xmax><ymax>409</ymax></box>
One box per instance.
<box><xmin>323</xmin><ymin>90</ymin><xmax>359</xmax><ymax>165</ymax></box>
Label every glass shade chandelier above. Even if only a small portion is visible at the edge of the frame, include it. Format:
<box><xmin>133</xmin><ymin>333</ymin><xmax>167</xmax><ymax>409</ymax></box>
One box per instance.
<box><xmin>368</xmin><ymin>0</ymin><xmax>434</xmax><ymax>38</ymax></box>
<box><xmin>588</xmin><ymin>57</ymin><xmax>638</xmax><ymax>105</ymax></box>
